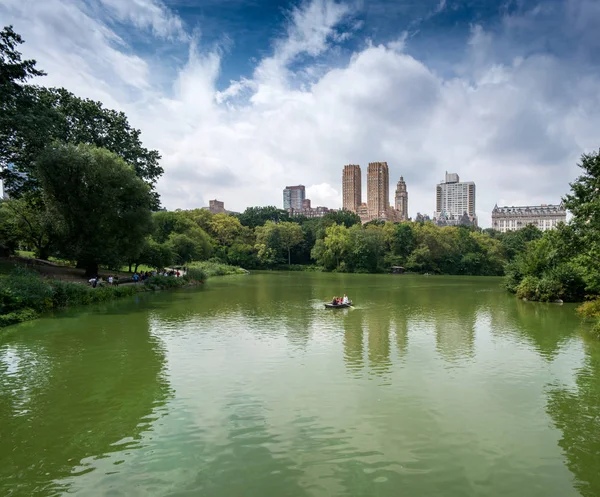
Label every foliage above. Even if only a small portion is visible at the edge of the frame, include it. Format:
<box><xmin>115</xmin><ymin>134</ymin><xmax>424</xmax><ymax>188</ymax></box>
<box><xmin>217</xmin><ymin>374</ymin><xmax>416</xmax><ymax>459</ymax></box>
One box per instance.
<box><xmin>189</xmin><ymin>261</ymin><xmax>247</xmax><ymax>277</ymax></box>
<box><xmin>503</xmin><ymin>150</ymin><xmax>600</xmax><ymax>302</ymax></box>
<box><xmin>36</xmin><ymin>143</ymin><xmax>154</xmax><ymax>276</ymax></box>
<box><xmin>237</xmin><ymin>206</ymin><xmax>290</xmax><ymax>228</ymax></box>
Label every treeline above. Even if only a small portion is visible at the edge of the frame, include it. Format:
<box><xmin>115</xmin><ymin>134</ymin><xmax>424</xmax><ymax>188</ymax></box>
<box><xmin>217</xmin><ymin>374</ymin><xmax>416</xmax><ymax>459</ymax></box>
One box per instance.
<box><xmin>85</xmin><ymin>205</ymin><xmax>539</xmax><ymax>277</ymax></box>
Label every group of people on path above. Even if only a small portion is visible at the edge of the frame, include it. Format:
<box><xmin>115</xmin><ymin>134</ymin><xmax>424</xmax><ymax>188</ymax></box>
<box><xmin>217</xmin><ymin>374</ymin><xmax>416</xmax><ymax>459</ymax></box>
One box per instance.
<box><xmin>88</xmin><ymin>275</ymin><xmax>118</xmax><ymax>288</ymax></box>
<box><xmin>331</xmin><ymin>294</ymin><xmax>350</xmax><ymax>305</ymax></box>
<box><xmin>87</xmin><ymin>268</ymin><xmax>187</xmax><ymax>288</ymax></box>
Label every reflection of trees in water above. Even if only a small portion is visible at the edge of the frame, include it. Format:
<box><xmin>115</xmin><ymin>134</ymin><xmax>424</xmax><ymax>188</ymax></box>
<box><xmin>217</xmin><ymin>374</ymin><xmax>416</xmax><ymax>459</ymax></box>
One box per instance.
<box><xmin>366</xmin><ymin>311</ymin><xmax>391</xmax><ymax>376</ymax></box>
<box><xmin>433</xmin><ymin>309</ymin><xmax>476</xmax><ymax>363</ymax></box>
<box><xmin>393</xmin><ymin>312</ymin><xmax>409</xmax><ymax>359</ymax></box>
<box><xmin>343</xmin><ymin>312</ymin><xmax>364</xmax><ymax>373</ymax></box>
<box><xmin>0</xmin><ymin>313</ymin><xmax>171</xmax><ymax>497</ymax></box>
<box><xmin>546</xmin><ymin>337</ymin><xmax>600</xmax><ymax>497</ymax></box>
<box><xmin>495</xmin><ymin>299</ymin><xmax>578</xmax><ymax>360</ymax></box>
<box><xmin>167</xmin><ymin>395</ymin><xmax>309</xmax><ymax>497</ymax></box>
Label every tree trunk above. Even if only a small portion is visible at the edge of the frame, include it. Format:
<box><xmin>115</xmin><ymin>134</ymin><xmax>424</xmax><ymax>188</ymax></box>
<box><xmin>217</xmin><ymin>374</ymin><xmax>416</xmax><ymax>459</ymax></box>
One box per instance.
<box><xmin>85</xmin><ymin>261</ymin><xmax>99</xmax><ymax>278</ymax></box>
<box><xmin>128</xmin><ymin>262</ymin><xmax>132</xmax><ymax>273</ymax></box>
<box><xmin>38</xmin><ymin>246</ymin><xmax>50</xmax><ymax>261</ymax></box>
<box><xmin>288</xmin><ymin>248</ymin><xmax>291</xmax><ymax>265</ymax></box>
<box><xmin>134</xmin><ymin>262</ymin><xmax>139</xmax><ymax>273</ymax></box>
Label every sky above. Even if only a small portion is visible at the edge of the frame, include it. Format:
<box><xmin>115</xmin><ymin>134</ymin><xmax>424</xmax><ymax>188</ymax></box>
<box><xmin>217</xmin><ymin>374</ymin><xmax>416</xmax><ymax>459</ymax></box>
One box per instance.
<box><xmin>1</xmin><ymin>0</ymin><xmax>599</xmax><ymax>227</ymax></box>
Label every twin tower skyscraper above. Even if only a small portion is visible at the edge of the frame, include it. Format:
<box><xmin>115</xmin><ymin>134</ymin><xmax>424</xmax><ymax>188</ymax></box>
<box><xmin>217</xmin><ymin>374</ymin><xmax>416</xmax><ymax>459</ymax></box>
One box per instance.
<box><xmin>342</xmin><ymin>162</ymin><xmax>408</xmax><ymax>223</ymax></box>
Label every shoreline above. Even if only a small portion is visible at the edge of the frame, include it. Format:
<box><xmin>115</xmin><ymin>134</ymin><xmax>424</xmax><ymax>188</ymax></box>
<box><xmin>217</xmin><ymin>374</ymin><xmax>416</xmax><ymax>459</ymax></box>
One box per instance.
<box><xmin>0</xmin><ymin>260</ymin><xmax>245</xmax><ymax>329</ymax></box>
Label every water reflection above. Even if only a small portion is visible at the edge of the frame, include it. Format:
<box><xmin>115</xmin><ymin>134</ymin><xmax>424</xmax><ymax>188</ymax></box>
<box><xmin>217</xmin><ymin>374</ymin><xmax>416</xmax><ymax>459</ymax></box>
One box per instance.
<box><xmin>343</xmin><ymin>311</ymin><xmax>364</xmax><ymax>373</ymax></box>
<box><xmin>0</xmin><ymin>312</ymin><xmax>171</xmax><ymax>496</ymax></box>
<box><xmin>546</xmin><ymin>336</ymin><xmax>600</xmax><ymax>497</ymax></box>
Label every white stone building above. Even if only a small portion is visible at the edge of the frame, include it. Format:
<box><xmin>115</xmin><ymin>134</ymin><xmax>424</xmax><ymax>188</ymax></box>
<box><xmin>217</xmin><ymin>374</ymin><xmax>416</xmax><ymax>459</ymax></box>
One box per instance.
<box><xmin>435</xmin><ymin>172</ymin><xmax>476</xmax><ymax>225</ymax></box>
<box><xmin>491</xmin><ymin>204</ymin><xmax>566</xmax><ymax>232</ymax></box>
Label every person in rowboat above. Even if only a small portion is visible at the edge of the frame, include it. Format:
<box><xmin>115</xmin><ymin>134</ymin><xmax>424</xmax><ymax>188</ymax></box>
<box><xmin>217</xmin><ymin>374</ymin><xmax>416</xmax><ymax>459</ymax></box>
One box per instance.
<box><xmin>342</xmin><ymin>294</ymin><xmax>349</xmax><ymax>304</ymax></box>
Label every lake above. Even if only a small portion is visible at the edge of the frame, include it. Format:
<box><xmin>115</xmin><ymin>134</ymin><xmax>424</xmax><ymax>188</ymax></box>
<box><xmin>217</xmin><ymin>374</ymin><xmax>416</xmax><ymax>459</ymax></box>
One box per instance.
<box><xmin>1</xmin><ymin>272</ymin><xmax>599</xmax><ymax>497</ymax></box>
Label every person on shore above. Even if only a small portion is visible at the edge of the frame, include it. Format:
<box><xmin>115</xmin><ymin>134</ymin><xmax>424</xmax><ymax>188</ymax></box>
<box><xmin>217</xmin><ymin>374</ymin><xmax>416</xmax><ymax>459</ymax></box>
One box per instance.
<box><xmin>108</xmin><ymin>275</ymin><xmax>113</xmax><ymax>286</ymax></box>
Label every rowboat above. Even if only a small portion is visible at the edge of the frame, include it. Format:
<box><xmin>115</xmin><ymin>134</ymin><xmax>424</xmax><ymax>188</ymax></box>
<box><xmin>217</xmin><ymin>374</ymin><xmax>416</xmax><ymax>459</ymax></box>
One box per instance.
<box><xmin>324</xmin><ymin>301</ymin><xmax>353</xmax><ymax>309</ymax></box>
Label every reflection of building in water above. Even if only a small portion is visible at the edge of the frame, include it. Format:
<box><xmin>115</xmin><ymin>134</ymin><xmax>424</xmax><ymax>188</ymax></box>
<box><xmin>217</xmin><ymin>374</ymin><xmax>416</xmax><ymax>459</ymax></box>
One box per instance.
<box><xmin>343</xmin><ymin>312</ymin><xmax>364</xmax><ymax>372</ymax></box>
<box><xmin>434</xmin><ymin>310</ymin><xmax>476</xmax><ymax>362</ymax></box>
<box><xmin>367</xmin><ymin>312</ymin><xmax>391</xmax><ymax>375</ymax></box>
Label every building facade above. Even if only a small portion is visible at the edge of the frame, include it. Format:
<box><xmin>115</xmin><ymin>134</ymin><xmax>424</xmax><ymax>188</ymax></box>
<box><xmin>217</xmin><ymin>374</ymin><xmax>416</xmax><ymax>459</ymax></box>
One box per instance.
<box><xmin>288</xmin><ymin>206</ymin><xmax>335</xmax><ymax>218</ymax></box>
<box><xmin>435</xmin><ymin>172</ymin><xmax>476</xmax><ymax>224</ymax></box>
<box><xmin>395</xmin><ymin>176</ymin><xmax>408</xmax><ymax>221</ymax></box>
<box><xmin>367</xmin><ymin>162</ymin><xmax>389</xmax><ymax>221</ymax></box>
<box><xmin>283</xmin><ymin>185</ymin><xmax>305</xmax><ymax>210</ymax></box>
<box><xmin>356</xmin><ymin>203</ymin><xmax>370</xmax><ymax>224</ymax></box>
<box><xmin>492</xmin><ymin>204</ymin><xmax>566</xmax><ymax>232</ymax></box>
<box><xmin>342</xmin><ymin>165</ymin><xmax>362</xmax><ymax>213</ymax></box>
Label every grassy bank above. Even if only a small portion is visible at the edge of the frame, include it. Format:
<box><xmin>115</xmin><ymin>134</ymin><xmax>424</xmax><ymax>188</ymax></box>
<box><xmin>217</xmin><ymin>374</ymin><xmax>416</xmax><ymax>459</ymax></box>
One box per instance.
<box><xmin>188</xmin><ymin>261</ymin><xmax>248</xmax><ymax>277</ymax></box>
<box><xmin>0</xmin><ymin>264</ymin><xmax>207</xmax><ymax>328</ymax></box>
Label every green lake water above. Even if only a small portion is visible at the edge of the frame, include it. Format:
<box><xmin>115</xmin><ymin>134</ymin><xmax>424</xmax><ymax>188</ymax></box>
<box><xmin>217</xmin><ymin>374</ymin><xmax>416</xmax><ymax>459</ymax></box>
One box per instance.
<box><xmin>1</xmin><ymin>272</ymin><xmax>599</xmax><ymax>497</ymax></box>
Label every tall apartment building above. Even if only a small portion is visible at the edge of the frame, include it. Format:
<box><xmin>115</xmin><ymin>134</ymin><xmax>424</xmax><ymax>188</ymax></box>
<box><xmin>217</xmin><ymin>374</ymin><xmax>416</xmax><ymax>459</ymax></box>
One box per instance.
<box><xmin>395</xmin><ymin>176</ymin><xmax>408</xmax><ymax>221</ymax></box>
<box><xmin>435</xmin><ymin>172</ymin><xmax>476</xmax><ymax>222</ymax></box>
<box><xmin>283</xmin><ymin>185</ymin><xmax>305</xmax><ymax>210</ymax></box>
<box><xmin>208</xmin><ymin>199</ymin><xmax>225</xmax><ymax>214</ymax></box>
<box><xmin>342</xmin><ymin>165</ymin><xmax>362</xmax><ymax>213</ymax></box>
<box><xmin>367</xmin><ymin>162</ymin><xmax>389</xmax><ymax>220</ymax></box>
<box><xmin>492</xmin><ymin>204</ymin><xmax>566</xmax><ymax>232</ymax></box>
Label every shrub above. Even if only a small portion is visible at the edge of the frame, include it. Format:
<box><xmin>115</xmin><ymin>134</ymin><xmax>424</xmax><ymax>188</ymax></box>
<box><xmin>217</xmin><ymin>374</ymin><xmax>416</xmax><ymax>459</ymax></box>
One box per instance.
<box><xmin>189</xmin><ymin>261</ymin><xmax>245</xmax><ymax>277</ymax></box>
<box><xmin>143</xmin><ymin>275</ymin><xmax>184</xmax><ymax>291</ymax></box>
<box><xmin>0</xmin><ymin>308</ymin><xmax>38</xmax><ymax>327</ymax></box>
<box><xmin>183</xmin><ymin>268</ymin><xmax>206</xmax><ymax>282</ymax></box>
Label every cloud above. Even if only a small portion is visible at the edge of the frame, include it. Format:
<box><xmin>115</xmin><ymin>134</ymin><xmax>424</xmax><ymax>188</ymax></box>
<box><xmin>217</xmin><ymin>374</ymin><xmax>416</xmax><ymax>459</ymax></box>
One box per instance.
<box><xmin>96</xmin><ymin>0</ymin><xmax>187</xmax><ymax>41</ymax></box>
<box><xmin>1</xmin><ymin>0</ymin><xmax>599</xmax><ymax>227</ymax></box>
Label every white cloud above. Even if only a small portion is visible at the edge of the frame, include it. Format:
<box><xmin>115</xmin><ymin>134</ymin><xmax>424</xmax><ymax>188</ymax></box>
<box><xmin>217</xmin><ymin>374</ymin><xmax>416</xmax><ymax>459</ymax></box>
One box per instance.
<box><xmin>97</xmin><ymin>0</ymin><xmax>187</xmax><ymax>41</ymax></box>
<box><xmin>1</xmin><ymin>0</ymin><xmax>599</xmax><ymax>227</ymax></box>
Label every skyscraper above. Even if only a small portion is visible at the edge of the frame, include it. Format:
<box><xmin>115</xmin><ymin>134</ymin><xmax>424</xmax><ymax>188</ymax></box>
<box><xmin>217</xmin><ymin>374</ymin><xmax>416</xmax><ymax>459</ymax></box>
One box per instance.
<box><xmin>367</xmin><ymin>162</ymin><xmax>389</xmax><ymax>220</ymax></box>
<box><xmin>342</xmin><ymin>165</ymin><xmax>361</xmax><ymax>213</ymax></box>
<box><xmin>395</xmin><ymin>176</ymin><xmax>408</xmax><ymax>221</ymax></box>
<box><xmin>283</xmin><ymin>185</ymin><xmax>305</xmax><ymax>210</ymax></box>
<box><xmin>435</xmin><ymin>172</ymin><xmax>476</xmax><ymax>222</ymax></box>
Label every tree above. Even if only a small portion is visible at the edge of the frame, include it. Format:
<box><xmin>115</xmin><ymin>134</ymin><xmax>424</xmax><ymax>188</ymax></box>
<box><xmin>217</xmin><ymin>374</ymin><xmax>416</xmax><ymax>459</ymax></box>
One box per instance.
<box><xmin>0</xmin><ymin>194</ymin><xmax>56</xmax><ymax>259</ymax></box>
<box><xmin>563</xmin><ymin>150</ymin><xmax>600</xmax><ymax>293</ymax></box>
<box><xmin>323</xmin><ymin>224</ymin><xmax>351</xmax><ymax>269</ymax></box>
<box><xmin>208</xmin><ymin>213</ymin><xmax>244</xmax><ymax>246</ymax></box>
<box><xmin>255</xmin><ymin>221</ymin><xmax>284</xmax><ymax>265</ymax></box>
<box><xmin>0</xmin><ymin>26</ymin><xmax>48</xmax><ymax>193</ymax></box>
<box><xmin>278</xmin><ymin>221</ymin><xmax>304</xmax><ymax>265</ymax></box>
<box><xmin>391</xmin><ymin>223</ymin><xmax>415</xmax><ymax>258</ymax></box>
<box><xmin>139</xmin><ymin>238</ymin><xmax>174</xmax><ymax>270</ymax></box>
<box><xmin>237</xmin><ymin>206</ymin><xmax>290</xmax><ymax>228</ymax></box>
<box><xmin>36</xmin><ymin>143</ymin><xmax>154</xmax><ymax>276</ymax></box>
<box><xmin>321</xmin><ymin>210</ymin><xmax>361</xmax><ymax>228</ymax></box>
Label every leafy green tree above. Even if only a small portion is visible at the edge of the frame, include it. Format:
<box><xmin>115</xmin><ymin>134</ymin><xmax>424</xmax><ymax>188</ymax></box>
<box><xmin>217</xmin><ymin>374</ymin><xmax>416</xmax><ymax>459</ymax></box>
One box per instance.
<box><xmin>139</xmin><ymin>238</ymin><xmax>174</xmax><ymax>270</ymax></box>
<box><xmin>321</xmin><ymin>210</ymin><xmax>361</xmax><ymax>228</ymax></box>
<box><xmin>168</xmin><ymin>228</ymin><xmax>212</xmax><ymax>264</ymax></box>
<box><xmin>255</xmin><ymin>221</ymin><xmax>284</xmax><ymax>265</ymax></box>
<box><xmin>0</xmin><ymin>25</ymin><xmax>46</xmax><ymax>190</ymax></box>
<box><xmin>563</xmin><ymin>150</ymin><xmax>600</xmax><ymax>293</ymax></box>
<box><xmin>348</xmin><ymin>224</ymin><xmax>385</xmax><ymax>272</ymax></box>
<box><xmin>278</xmin><ymin>221</ymin><xmax>304</xmax><ymax>265</ymax></box>
<box><xmin>323</xmin><ymin>224</ymin><xmax>351</xmax><ymax>269</ymax></box>
<box><xmin>0</xmin><ymin>194</ymin><xmax>56</xmax><ymax>258</ymax></box>
<box><xmin>0</xmin><ymin>27</ymin><xmax>162</xmax><ymax>201</ymax></box>
<box><xmin>238</xmin><ymin>206</ymin><xmax>290</xmax><ymax>228</ymax></box>
<box><xmin>208</xmin><ymin>213</ymin><xmax>245</xmax><ymax>246</ymax></box>
<box><xmin>36</xmin><ymin>143</ymin><xmax>154</xmax><ymax>276</ymax></box>
<box><xmin>391</xmin><ymin>223</ymin><xmax>415</xmax><ymax>258</ymax></box>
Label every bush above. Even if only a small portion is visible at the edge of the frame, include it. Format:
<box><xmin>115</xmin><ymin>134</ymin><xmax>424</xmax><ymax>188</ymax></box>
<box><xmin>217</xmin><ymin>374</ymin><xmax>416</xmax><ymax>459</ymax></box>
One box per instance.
<box><xmin>189</xmin><ymin>261</ymin><xmax>246</xmax><ymax>277</ymax></box>
<box><xmin>516</xmin><ymin>275</ymin><xmax>562</xmax><ymax>302</ymax></box>
<box><xmin>0</xmin><ymin>308</ymin><xmax>38</xmax><ymax>327</ymax></box>
<box><xmin>143</xmin><ymin>275</ymin><xmax>184</xmax><ymax>291</ymax></box>
<box><xmin>183</xmin><ymin>268</ymin><xmax>206</xmax><ymax>282</ymax></box>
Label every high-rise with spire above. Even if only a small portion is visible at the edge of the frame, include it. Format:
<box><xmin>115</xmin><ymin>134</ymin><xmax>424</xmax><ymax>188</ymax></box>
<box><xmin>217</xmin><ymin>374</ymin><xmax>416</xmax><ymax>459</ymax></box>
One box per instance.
<box><xmin>395</xmin><ymin>176</ymin><xmax>408</xmax><ymax>221</ymax></box>
<box><xmin>342</xmin><ymin>164</ymin><xmax>362</xmax><ymax>213</ymax></box>
<box><xmin>367</xmin><ymin>162</ymin><xmax>389</xmax><ymax>220</ymax></box>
